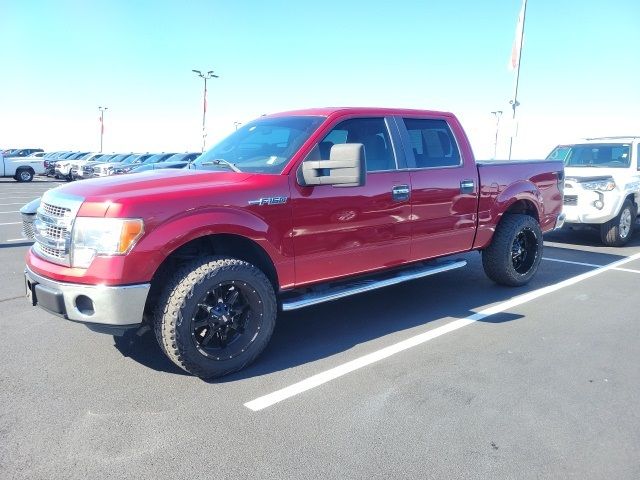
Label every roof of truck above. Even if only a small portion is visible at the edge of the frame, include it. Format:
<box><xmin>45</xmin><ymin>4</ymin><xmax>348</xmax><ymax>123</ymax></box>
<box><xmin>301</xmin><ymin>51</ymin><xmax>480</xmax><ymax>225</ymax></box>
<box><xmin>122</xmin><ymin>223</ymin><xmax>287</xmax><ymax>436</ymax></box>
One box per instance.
<box><xmin>267</xmin><ymin>107</ymin><xmax>455</xmax><ymax>118</ymax></box>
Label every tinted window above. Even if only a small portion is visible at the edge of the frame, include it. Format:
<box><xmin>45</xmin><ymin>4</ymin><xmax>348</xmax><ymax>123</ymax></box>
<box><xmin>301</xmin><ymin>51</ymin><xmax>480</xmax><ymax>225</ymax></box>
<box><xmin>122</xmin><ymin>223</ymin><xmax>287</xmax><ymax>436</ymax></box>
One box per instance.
<box><xmin>402</xmin><ymin>118</ymin><xmax>461</xmax><ymax>168</ymax></box>
<box><xmin>307</xmin><ymin>117</ymin><xmax>396</xmax><ymax>172</ymax></box>
<box><xmin>194</xmin><ymin>116</ymin><xmax>325</xmax><ymax>174</ymax></box>
<box><xmin>558</xmin><ymin>144</ymin><xmax>630</xmax><ymax>168</ymax></box>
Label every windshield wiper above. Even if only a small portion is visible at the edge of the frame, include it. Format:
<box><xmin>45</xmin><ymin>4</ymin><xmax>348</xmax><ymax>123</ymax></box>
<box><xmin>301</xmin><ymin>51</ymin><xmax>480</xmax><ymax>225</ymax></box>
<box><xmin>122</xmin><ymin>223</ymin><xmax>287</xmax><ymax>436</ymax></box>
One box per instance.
<box><xmin>200</xmin><ymin>159</ymin><xmax>242</xmax><ymax>172</ymax></box>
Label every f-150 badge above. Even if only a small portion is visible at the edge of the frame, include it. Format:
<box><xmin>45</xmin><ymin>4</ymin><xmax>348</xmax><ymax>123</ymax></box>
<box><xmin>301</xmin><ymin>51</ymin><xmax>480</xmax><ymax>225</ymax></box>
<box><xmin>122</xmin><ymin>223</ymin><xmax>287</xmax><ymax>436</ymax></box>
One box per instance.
<box><xmin>248</xmin><ymin>196</ymin><xmax>288</xmax><ymax>206</ymax></box>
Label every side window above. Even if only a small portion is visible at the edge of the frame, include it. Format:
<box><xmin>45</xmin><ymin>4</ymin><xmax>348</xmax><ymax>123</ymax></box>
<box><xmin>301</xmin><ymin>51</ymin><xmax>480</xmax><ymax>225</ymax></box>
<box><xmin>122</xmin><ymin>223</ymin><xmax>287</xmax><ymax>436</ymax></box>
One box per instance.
<box><xmin>306</xmin><ymin>118</ymin><xmax>397</xmax><ymax>172</ymax></box>
<box><xmin>402</xmin><ymin>118</ymin><xmax>461</xmax><ymax>168</ymax></box>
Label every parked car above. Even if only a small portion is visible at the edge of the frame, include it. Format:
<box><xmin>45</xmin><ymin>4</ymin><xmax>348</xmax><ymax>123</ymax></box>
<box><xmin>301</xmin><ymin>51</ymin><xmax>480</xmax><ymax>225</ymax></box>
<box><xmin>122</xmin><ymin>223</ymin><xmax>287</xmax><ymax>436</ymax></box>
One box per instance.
<box><xmin>547</xmin><ymin>136</ymin><xmax>640</xmax><ymax>246</ymax></box>
<box><xmin>91</xmin><ymin>153</ymin><xmax>136</xmax><ymax>177</ymax></box>
<box><xmin>68</xmin><ymin>153</ymin><xmax>108</xmax><ymax>180</ymax></box>
<box><xmin>128</xmin><ymin>152</ymin><xmax>200</xmax><ymax>174</ymax></box>
<box><xmin>44</xmin><ymin>151</ymin><xmax>74</xmax><ymax>176</ymax></box>
<box><xmin>21</xmin><ymin>107</ymin><xmax>564</xmax><ymax>378</ymax></box>
<box><xmin>108</xmin><ymin>153</ymin><xmax>156</xmax><ymax>175</ymax></box>
<box><xmin>1</xmin><ymin>150</ymin><xmax>45</xmax><ymax>181</ymax></box>
<box><xmin>112</xmin><ymin>152</ymin><xmax>177</xmax><ymax>174</ymax></box>
<box><xmin>3</xmin><ymin>148</ymin><xmax>44</xmax><ymax>158</ymax></box>
<box><xmin>54</xmin><ymin>152</ymin><xmax>91</xmax><ymax>180</ymax></box>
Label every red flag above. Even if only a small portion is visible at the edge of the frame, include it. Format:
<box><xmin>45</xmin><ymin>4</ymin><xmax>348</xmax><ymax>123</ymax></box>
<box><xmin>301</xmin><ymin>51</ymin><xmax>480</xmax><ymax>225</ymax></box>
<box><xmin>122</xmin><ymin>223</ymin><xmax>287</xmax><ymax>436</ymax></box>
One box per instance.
<box><xmin>509</xmin><ymin>0</ymin><xmax>526</xmax><ymax>71</ymax></box>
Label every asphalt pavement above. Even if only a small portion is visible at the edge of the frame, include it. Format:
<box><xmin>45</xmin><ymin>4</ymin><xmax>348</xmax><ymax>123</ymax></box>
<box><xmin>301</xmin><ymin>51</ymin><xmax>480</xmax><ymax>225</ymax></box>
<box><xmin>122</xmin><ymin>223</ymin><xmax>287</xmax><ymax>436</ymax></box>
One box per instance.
<box><xmin>1</xmin><ymin>177</ymin><xmax>639</xmax><ymax>479</ymax></box>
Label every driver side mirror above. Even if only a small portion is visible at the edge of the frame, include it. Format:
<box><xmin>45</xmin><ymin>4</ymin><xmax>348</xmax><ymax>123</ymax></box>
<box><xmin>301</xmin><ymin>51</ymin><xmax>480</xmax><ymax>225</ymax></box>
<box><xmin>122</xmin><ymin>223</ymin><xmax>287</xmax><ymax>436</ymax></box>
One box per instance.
<box><xmin>298</xmin><ymin>143</ymin><xmax>366</xmax><ymax>187</ymax></box>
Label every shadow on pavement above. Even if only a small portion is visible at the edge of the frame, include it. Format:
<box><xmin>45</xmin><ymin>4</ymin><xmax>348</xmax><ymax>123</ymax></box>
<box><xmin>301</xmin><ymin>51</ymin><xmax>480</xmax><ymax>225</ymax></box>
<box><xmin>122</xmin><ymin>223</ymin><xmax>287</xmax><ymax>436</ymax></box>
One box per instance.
<box><xmin>113</xmin><ymin>328</ymin><xmax>190</xmax><ymax>376</ymax></box>
<box><xmin>113</xmin><ymin>245</ymin><xmax>631</xmax><ymax>380</ymax></box>
<box><xmin>0</xmin><ymin>242</ymin><xmax>33</xmax><ymax>249</ymax></box>
<box><xmin>544</xmin><ymin>221</ymin><xmax>640</xmax><ymax>249</ymax></box>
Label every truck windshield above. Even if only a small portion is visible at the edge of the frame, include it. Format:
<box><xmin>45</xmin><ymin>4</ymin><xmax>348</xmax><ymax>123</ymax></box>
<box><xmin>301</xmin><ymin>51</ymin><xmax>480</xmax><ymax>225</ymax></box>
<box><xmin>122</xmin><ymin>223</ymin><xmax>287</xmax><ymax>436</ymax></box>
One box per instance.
<box><xmin>547</xmin><ymin>144</ymin><xmax>631</xmax><ymax>168</ymax></box>
<box><xmin>193</xmin><ymin>116</ymin><xmax>324</xmax><ymax>174</ymax></box>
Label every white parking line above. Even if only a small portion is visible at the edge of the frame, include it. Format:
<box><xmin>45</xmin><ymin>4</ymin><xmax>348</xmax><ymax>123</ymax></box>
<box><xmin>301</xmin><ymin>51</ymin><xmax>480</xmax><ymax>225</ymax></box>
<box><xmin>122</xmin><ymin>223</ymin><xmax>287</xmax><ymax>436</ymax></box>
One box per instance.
<box><xmin>0</xmin><ymin>203</ymin><xmax>30</xmax><ymax>206</ymax></box>
<box><xmin>6</xmin><ymin>238</ymin><xmax>31</xmax><ymax>242</ymax></box>
<box><xmin>542</xmin><ymin>257</ymin><xmax>602</xmax><ymax>268</ymax></box>
<box><xmin>613</xmin><ymin>267</ymin><xmax>640</xmax><ymax>274</ymax></box>
<box><xmin>245</xmin><ymin>251</ymin><xmax>640</xmax><ymax>411</ymax></box>
<box><xmin>0</xmin><ymin>222</ymin><xmax>21</xmax><ymax>226</ymax></box>
<box><xmin>0</xmin><ymin>211</ymin><xmax>20</xmax><ymax>214</ymax></box>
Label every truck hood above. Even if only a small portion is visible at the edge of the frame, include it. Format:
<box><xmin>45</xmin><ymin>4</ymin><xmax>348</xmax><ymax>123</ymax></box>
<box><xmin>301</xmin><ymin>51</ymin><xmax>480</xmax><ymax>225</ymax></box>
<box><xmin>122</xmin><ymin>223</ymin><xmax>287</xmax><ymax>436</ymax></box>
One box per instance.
<box><xmin>50</xmin><ymin>169</ymin><xmax>255</xmax><ymax>203</ymax></box>
<box><xmin>564</xmin><ymin>167</ymin><xmax>639</xmax><ymax>184</ymax></box>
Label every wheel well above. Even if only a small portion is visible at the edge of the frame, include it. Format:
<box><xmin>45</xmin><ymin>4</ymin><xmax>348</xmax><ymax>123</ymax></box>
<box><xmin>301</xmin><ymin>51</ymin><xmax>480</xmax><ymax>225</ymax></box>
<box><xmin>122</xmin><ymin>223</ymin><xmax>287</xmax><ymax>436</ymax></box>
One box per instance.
<box><xmin>504</xmin><ymin>199</ymin><xmax>539</xmax><ymax>221</ymax></box>
<box><xmin>626</xmin><ymin>194</ymin><xmax>637</xmax><ymax>209</ymax></box>
<box><xmin>145</xmin><ymin>234</ymin><xmax>279</xmax><ymax>319</ymax></box>
<box><xmin>16</xmin><ymin>166</ymin><xmax>34</xmax><ymax>174</ymax></box>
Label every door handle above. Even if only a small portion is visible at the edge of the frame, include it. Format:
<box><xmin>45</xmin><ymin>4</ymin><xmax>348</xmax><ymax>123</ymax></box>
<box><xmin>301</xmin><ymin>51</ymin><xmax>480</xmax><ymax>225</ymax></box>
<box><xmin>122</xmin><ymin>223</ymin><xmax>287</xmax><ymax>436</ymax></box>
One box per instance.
<box><xmin>392</xmin><ymin>184</ymin><xmax>410</xmax><ymax>202</ymax></box>
<box><xmin>460</xmin><ymin>180</ymin><xmax>475</xmax><ymax>194</ymax></box>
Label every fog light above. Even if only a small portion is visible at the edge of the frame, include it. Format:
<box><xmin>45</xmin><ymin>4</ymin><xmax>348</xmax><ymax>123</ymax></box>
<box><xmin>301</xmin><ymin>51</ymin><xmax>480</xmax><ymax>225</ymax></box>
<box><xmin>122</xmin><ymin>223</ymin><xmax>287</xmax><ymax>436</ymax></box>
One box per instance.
<box><xmin>594</xmin><ymin>200</ymin><xmax>604</xmax><ymax>210</ymax></box>
<box><xmin>75</xmin><ymin>295</ymin><xmax>95</xmax><ymax>316</ymax></box>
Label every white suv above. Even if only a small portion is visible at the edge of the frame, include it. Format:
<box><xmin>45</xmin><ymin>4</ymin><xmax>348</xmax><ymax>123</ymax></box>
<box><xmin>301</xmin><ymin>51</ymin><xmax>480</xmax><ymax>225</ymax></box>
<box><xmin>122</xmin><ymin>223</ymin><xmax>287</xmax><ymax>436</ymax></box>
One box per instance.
<box><xmin>547</xmin><ymin>137</ymin><xmax>640</xmax><ymax>246</ymax></box>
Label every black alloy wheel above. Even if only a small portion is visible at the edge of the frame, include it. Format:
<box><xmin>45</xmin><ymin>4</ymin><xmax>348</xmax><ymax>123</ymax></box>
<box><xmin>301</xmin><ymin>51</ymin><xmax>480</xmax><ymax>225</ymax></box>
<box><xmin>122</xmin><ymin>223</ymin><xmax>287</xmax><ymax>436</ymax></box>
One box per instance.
<box><xmin>482</xmin><ymin>214</ymin><xmax>543</xmax><ymax>286</ymax></box>
<box><xmin>511</xmin><ymin>227</ymin><xmax>538</xmax><ymax>274</ymax></box>
<box><xmin>191</xmin><ymin>281</ymin><xmax>263</xmax><ymax>360</ymax></box>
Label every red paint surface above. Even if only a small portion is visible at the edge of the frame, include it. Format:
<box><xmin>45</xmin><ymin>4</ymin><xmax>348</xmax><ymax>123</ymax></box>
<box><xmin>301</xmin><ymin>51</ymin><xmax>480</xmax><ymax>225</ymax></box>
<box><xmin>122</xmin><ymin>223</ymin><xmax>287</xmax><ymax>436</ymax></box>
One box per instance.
<box><xmin>26</xmin><ymin>108</ymin><xmax>563</xmax><ymax>290</ymax></box>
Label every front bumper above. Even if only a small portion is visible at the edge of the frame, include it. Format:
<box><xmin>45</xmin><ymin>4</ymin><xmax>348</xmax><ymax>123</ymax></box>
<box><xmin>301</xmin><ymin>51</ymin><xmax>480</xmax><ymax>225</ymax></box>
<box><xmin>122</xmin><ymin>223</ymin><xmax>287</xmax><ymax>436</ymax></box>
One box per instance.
<box><xmin>562</xmin><ymin>190</ymin><xmax>622</xmax><ymax>224</ymax></box>
<box><xmin>24</xmin><ymin>266</ymin><xmax>150</xmax><ymax>330</ymax></box>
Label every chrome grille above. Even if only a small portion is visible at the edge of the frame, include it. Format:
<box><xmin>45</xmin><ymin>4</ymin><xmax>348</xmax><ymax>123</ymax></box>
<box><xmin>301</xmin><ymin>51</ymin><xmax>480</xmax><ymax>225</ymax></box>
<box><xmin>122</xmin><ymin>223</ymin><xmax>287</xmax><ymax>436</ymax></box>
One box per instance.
<box><xmin>37</xmin><ymin>244</ymin><xmax>67</xmax><ymax>259</ymax></box>
<box><xmin>93</xmin><ymin>166</ymin><xmax>101</xmax><ymax>174</ymax></box>
<box><xmin>42</xmin><ymin>202</ymin><xmax>70</xmax><ymax>218</ymax></box>
<box><xmin>22</xmin><ymin>213</ymin><xmax>36</xmax><ymax>239</ymax></box>
<box><xmin>45</xmin><ymin>224</ymin><xmax>67</xmax><ymax>239</ymax></box>
<box><xmin>32</xmin><ymin>193</ymin><xmax>83</xmax><ymax>267</ymax></box>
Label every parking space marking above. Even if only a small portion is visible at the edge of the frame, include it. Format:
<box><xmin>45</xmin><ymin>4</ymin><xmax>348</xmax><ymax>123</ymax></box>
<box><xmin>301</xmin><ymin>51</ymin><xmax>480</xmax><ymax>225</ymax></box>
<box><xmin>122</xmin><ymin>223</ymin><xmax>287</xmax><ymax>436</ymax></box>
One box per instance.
<box><xmin>542</xmin><ymin>257</ymin><xmax>602</xmax><ymax>268</ymax></box>
<box><xmin>245</xmin><ymin>251</ymin><xmax>640</xmax><ymax>412</ymax></box>
<box><xmin>0</xmin><ymin>211</ymin><xmax>20</xmax><ymax>214</ymax></box>
<box><xmin>613</xmin><ymin>267</ymin><xmax>640</xmax><ymax>274</ymax></box>
<box><xmin>6</xmin><ymin>238</ymin><xmax>31</xmax><ymax>243</ymax></box>
<box><xmin>0</xmin><ymin>222</ymin><xmax>21</xmax><ymax>226</ymax></box>
<box><xmin>0</xmin><ymin>203</ymin><xmax>31</xmax><ymax>206</ymax></box>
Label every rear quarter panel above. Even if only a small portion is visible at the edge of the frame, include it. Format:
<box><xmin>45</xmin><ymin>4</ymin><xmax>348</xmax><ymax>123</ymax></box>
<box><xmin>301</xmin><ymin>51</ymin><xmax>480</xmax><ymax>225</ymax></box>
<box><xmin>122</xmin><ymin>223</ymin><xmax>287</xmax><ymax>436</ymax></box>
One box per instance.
<box><xmin>473</xmin><ymin>160</ymin><xmax>564</xmax><ymax>249</ymax></box>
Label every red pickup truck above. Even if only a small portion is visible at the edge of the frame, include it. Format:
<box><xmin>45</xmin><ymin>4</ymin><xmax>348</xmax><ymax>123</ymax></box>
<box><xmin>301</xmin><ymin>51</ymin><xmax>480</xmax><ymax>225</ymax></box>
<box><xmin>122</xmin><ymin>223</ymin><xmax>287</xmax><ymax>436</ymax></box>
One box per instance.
<box><xmin>22</xmin><ymin>108</ymin><xmax>565</xmax><ymax>378</ymax></box>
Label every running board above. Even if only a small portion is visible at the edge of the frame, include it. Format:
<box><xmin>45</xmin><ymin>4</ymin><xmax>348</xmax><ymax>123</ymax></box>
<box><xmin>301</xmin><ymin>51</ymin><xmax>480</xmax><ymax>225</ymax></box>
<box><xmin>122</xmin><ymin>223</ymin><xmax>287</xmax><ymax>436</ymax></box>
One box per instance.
<box><xmin>281</xmin><ymin>259</ymin><xmax>467</xmax><ymax>311</ymax></box>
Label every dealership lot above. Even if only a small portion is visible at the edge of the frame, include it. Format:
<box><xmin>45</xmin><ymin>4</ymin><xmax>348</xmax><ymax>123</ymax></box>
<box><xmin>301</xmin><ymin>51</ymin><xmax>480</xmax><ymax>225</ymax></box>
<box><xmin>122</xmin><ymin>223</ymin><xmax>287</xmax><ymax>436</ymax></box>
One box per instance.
<box><xmin>1</xmin><ymin>179</ymin><xmax>639</xmax><ymax>479</ymax></box>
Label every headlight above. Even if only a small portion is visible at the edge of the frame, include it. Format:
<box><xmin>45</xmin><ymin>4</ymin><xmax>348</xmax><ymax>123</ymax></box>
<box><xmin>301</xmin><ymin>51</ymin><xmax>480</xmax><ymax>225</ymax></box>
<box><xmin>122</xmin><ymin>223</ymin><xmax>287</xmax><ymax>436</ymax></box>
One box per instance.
<box><xmin>71</xmin><ymin>218</ymin><xmax>144</xmax><ymax>268</ymax></box>
<box><xmin>581</xmin><ymin>178</ymin><xmax>615</xmax><ymax>191</ymax></box>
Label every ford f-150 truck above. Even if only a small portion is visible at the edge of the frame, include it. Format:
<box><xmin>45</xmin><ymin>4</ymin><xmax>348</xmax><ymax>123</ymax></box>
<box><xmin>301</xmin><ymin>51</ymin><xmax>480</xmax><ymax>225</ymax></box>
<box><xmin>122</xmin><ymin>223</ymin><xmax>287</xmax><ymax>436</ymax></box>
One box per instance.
<box><xmin>20</xmin><ymin>108</ymin><xmax>564</xmax><ymax>378</ymax></box>
<box><xmin>547</xmin><ymin>137</ymin><xmax>640</xmax><ymax>246</ymax></box>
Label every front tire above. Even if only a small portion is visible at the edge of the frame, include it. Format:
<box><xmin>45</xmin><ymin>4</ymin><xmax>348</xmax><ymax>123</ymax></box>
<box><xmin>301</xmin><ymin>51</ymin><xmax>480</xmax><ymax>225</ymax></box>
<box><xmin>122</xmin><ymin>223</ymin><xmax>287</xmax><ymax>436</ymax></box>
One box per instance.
<box><xmin>482</xmin><ymin>214</ymin><xmax>543</xmax><ymax>286</ymax></box>
<box><xmin>154</xmin><ymin>256</ymin><xmax>277</xmax><ymax>379</ymax></box>
<box><xmin>600</xmin><ymin>199</ymin><xmax>636</xmax><ymax>247</ymax></box>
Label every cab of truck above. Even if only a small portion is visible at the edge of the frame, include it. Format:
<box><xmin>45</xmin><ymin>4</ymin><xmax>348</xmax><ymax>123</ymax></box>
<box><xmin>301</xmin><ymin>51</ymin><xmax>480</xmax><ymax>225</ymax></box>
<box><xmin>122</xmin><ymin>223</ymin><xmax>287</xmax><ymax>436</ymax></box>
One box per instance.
<box><xmin>547</xmin><ymin>136</ymin><xmax>640</xmax><ymax>246</ymax></box>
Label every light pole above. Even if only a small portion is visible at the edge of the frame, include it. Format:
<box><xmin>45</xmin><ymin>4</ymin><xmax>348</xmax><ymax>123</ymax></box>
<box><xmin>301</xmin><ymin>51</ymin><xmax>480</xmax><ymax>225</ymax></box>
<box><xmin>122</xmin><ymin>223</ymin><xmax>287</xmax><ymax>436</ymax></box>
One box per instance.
<box><xmin>491</xmin><ymin>110</ymin><xmax>503</xmax><ymax>159</ymax></box>
<box><xmin>192</xmin><ymin>69</ymin><xmax>219</xmax><ymax>152</ymax></box>
<box><xmin>233</xmin><ymin>121</ymin><xmax>241</xmax><ymax>131</ymax></box>
<box><xmin>98</xmin><ymin>106</ymin><xmax>108</xmax><ymax>153</ymax></box>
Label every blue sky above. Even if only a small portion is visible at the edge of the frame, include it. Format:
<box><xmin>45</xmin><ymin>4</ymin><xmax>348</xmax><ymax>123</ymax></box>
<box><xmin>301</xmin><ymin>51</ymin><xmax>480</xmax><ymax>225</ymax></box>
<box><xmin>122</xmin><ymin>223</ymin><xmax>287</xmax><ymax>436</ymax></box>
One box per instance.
<box><xmin>1</xmin><ymin>0</ymin><xmax>639</xmax><ymax>159</ymax></box>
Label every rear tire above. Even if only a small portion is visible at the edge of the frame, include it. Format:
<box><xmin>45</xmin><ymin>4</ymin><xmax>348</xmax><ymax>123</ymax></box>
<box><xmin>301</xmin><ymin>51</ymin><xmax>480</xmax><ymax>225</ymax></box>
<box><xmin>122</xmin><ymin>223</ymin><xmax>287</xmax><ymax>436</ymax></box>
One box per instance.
<box><xmin>600</xmin><ymin>199</ymin><xmax>636</xmax><ymax>247</ymax></box>
<box><xmin>482</xmin><ymin>214</ymin><xmax>543</xmax><ymax>286</ymax></box>
<box><xmin>16</xmin><ymin>168</ymin><xmax>34</xmax><ymax>182</ymax></box>
<box><xmin>154</xmin><ymin>256</ymin><xmax>277</xmax><ymax>379</ymax></box>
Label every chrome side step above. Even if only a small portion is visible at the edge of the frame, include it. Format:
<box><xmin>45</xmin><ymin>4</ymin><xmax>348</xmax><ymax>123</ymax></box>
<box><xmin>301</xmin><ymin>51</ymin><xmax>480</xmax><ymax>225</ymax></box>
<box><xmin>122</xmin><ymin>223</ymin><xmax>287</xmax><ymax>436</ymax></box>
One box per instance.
<box><xmin>281</xmin><ymin>259</ymin><xmax>467</xmax><ymax>311</ymax></box>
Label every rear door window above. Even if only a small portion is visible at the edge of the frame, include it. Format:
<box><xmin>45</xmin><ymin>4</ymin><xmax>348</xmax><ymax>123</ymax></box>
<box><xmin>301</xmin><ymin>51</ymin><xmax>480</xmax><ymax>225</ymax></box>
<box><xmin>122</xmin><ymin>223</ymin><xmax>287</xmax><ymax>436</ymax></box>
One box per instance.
<box><xmin>402</xmin><ymin>118</ymin><xmax>461</xmax><ymax>168</ymax></box>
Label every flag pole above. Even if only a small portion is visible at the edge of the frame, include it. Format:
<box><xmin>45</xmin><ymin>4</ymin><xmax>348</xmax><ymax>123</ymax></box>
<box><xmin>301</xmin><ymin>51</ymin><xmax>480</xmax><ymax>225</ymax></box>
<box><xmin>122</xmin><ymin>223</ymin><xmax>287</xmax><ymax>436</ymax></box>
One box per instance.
<box><xmin>508</xmin><ymin>0</ymin><xmax>527</xmax><ymax>160</ymax></box>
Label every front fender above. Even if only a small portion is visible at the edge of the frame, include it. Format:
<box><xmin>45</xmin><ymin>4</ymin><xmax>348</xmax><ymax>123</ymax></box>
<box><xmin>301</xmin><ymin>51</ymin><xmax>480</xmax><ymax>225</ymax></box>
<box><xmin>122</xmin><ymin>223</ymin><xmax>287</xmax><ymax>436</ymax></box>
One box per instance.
<box><xmin>121</xmin><ymin>207</ymin><xmax>293</xmax><ymax>287</ymax></box>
